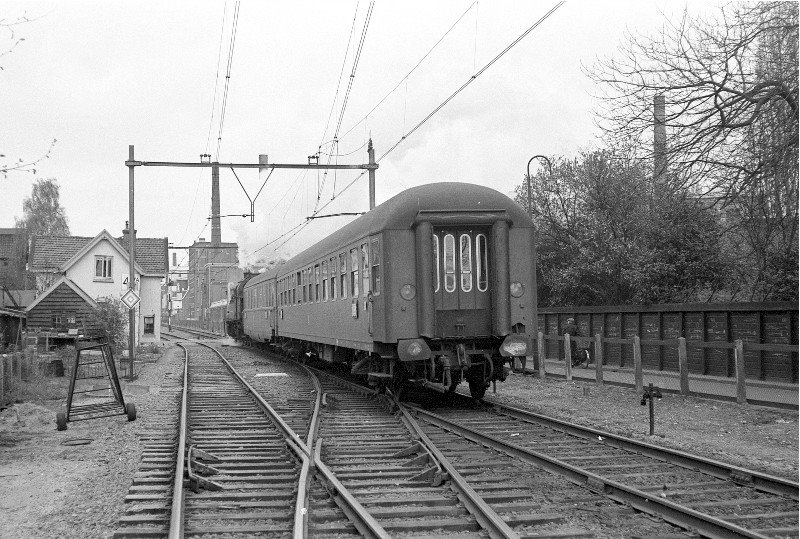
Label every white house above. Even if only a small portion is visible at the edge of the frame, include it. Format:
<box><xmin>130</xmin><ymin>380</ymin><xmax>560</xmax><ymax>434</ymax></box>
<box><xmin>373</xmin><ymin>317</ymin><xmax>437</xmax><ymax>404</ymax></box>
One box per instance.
<box><xmin>28</xmin><ymin>227</ymin><xmax>168</xmax><ymax>344</ymax></box>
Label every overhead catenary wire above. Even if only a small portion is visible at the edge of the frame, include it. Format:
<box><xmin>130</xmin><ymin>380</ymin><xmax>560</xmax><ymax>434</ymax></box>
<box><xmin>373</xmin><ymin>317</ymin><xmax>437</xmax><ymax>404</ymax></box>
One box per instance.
<box><xmin>215</xmin><ymin>1</ymin><xmax>241</xmax><ymax>161</ymax></box>
<box><xmin>270</xmin><ymin>2</ymin><xmax>565</xmax><ymax>253</ymax></box>
<box><xmin>176</xmin><ymin>2</ymin><xmax>229</xmax><ymax>249</ymax></box>
<box><xmin>330</xmin><ymin>1</ymin><xmax>478</xmax><ymax>147</ymax></box>
<box><xmin>319</xmin><ymin>0</ymin><xmax>375</xmax><ymax>207</ymax></box>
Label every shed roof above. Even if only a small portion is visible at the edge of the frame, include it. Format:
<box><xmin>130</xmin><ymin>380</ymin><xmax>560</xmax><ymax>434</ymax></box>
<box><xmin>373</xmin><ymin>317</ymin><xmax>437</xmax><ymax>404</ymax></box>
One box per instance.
<box><xmin>25</xmin><ymin>275</ymin><xmax>99</xmax><ymax>312</ymax></box>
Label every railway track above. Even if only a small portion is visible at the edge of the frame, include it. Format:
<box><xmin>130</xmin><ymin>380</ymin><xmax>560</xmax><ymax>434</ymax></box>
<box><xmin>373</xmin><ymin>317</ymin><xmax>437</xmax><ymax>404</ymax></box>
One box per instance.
<box><xmin>409</xmin><ymin>393</ymin><xmax>799</xmax><ymax>538</ymax></box>
<box><xmin>115</xmin><ymin>334</ymin><xmax>798</xmax><ymax>537</ymax></box>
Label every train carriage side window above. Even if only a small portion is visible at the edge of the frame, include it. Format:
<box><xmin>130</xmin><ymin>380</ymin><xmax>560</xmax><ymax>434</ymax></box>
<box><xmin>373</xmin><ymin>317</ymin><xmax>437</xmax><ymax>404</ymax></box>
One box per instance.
<box><xmin>339</xmin><ymin>253</ymin><xmax>347</xmax><ymax>299</ymax></box>
<box><xmin>350</xmin><ymin>248</ymin><xmax>359</xmax><ymax>297</ymax></box>
<box><xmin>433</xmin><ymin>234</ymin><xmax>440</xmax><ymax>292</ymax></box>
<box><xmin>444</xmin><ymin>233</ymin><xmax>456</xmax><ymax>292</ymax></box>
<box><xmin>370</xmin><ymin>238</ymin><xmax>381</xmax><ymax>295</ymax></box>
<box><xmin>322</xmin><ymin>261</ymin><xmax>328</xmax><ymax>301</ymax></box>
<box><xmin>296</xmin><ymin>271</ymin><xmax>301</xmax><ymax>304</ymax></box>
<box><xmin>330</xmin><ymin>257</ymin><xmax>337</xmax><ymax>300</ymax></box>
<box><xmin>476</xmin><ymin>234</ymin><xmax>488</xmax><ymax>292</ymax></box>
<box><xmin>361</xmin><ymin>243</ymin><xmax>370</xmax><ymax>297</ymax></box>
<box><xmin>460</xmin><ymin>234</ymin><xmax>473</xmax><ymax>292</ymax></box>
<box><xmin>314</xmin><ymin>265</ymin><xmax>320</xmax><ymax>302</ymax></box>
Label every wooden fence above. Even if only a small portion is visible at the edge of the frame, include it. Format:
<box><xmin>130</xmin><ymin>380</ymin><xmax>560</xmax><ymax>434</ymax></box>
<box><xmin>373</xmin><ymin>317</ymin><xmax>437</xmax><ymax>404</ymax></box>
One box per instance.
<box><xmin>539</xmin><ymin>302</ymin><xmax>798</xmax><ymax>383</ymax></box>
<box><xmin>529</xmin><ymin>332</ymin><xmax>799</xmax><ymax>404</ymax></box>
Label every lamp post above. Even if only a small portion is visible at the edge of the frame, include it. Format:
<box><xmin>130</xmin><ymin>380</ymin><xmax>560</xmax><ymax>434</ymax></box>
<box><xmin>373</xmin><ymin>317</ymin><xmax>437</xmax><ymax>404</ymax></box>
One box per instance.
<box><xmin>526</xmin><ymin>155</ymin><xmax>552</xmax><ymax>217</ymax></box>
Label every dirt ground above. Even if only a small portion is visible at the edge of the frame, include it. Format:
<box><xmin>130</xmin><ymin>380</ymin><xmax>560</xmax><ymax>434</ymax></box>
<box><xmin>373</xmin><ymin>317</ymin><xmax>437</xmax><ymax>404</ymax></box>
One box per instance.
<box><xmin>0</xmin><ymin>346</ymin><xmax>180</xmax><ymax>539</ymax></box>
<box><xmin>0</xmin><ymin>344</ymin><xmax>796</xmax><ymax>538</ymax></box>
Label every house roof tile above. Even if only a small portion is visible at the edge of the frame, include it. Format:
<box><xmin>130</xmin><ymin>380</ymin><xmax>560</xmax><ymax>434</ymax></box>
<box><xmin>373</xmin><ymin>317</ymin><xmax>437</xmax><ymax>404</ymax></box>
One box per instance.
<box><xmin>31</xmin><ymin>234</ymin><xmax>167</xmax><ymax>275</ymax></box>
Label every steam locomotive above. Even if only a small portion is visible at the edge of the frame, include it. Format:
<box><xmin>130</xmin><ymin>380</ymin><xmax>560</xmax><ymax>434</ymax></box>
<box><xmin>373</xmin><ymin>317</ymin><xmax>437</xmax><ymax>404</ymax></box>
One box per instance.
<box><xmin>226</xmin><ymin>182</ymin><xmax>537</xmax><ymax>399</ymax></box>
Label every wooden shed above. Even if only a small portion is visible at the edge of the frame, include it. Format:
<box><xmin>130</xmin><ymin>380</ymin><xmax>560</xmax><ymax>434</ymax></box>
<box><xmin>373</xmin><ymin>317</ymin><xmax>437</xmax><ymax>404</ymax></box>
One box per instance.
<box><xmin>26</xmin><ymin>276</ymin><xmax>103</xmax><ymax>337</ymax></box>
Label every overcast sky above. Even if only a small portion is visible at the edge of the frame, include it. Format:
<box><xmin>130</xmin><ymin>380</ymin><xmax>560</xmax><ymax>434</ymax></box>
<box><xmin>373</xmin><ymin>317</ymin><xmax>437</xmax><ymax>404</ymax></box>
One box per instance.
<box><xmin>2</xmin><ymin>1</ymin><xmax>685</xmax><ymax>266</ymax></box>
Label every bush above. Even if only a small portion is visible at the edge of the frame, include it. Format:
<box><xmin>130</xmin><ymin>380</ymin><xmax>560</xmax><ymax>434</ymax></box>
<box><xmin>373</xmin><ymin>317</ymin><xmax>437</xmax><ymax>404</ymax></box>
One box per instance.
<box><xmin>90</xmin><ymin>298</ymin><xmax>127</xmax><ymax>354</ymax></box>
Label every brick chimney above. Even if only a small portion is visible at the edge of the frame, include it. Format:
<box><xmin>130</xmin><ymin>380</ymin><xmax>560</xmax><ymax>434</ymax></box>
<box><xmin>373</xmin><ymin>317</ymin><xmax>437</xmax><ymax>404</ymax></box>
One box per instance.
<box><xmin>654</xmin><ymin>95</ymin><xmax>667</xmax><ymax>178</ymax></box>
<box><xmin>122</xmin><ymin>221</ymin><xmax>137</xmax><ymax>246</ymax></box>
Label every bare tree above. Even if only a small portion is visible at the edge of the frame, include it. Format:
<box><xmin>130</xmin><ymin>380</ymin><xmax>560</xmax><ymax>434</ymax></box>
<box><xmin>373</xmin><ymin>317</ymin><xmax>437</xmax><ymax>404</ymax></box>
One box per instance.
<box><xmin>0</xmin><ymin>12</ymin><xmax>56</xmax><ymax>178</ymax></box>
<box><xmin>590</xmin><ymin>2</ymin><xmax>798</xmax><ymax>301</ymax></box>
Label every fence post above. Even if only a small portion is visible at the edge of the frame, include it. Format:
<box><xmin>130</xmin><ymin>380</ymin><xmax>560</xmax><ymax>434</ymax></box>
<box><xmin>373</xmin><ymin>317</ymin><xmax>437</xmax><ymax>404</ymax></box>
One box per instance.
<box><xmin>735</xmin><ymin>339</ymin><xmax>747</xmax><ymax>404</ymax></box>
<box><xmin>678</xmin><ymin>337</ymin><xmax>689</xmax><ymax>395</ymax></box>
<box><xmin>634</xmin><ymin>336</ymin><xmax>643</xmax><ymax>394</ymax></box>
<box><xmin>537</xmin><ymin>331</ymin><xmax>546</xmax><ymax>379</ymax></box>
<box><xmin>594</xmin><ymin>333</ymin><xmax>603</xmax><ymax>386</ymax></box>
<box><xmin>564</xmin><ymin>333</ymin><xmax>572</xmax><ymax>381</ymax></box>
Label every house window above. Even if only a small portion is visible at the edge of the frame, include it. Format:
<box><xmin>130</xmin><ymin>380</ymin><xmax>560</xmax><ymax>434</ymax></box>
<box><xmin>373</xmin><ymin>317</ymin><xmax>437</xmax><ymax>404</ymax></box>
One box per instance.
<box><xmin>144</xmin><ymin>315</ymin><xmax>155</xmax><ymax>334</ymax></box>
<box><xmin>95</xmin><ymin>256</ymin><xmax>113</xmax><ymax>280</ymax></box>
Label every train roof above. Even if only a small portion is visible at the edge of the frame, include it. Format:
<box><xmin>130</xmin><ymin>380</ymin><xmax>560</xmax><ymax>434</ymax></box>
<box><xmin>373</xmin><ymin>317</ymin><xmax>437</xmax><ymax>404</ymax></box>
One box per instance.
<box><xmin>280</xmin><ymin>182</ymin><xmax>530</xmax><ymax>273</ymax></box>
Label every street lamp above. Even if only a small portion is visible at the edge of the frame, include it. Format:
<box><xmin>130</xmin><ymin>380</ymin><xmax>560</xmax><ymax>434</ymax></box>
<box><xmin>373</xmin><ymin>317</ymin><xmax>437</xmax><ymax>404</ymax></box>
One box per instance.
<box><xmin>526</xmin><ymin>155</ymin><xmax>552</xmax><ymax>218</ymax></box>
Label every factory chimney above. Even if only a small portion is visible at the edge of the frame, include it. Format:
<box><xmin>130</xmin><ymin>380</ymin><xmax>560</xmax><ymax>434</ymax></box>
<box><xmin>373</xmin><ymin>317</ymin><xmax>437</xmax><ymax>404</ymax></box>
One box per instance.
<box><xmin>211</xmin><ymin>162</ymin><xmax>221</xmax><ymax>245</ymax></box>
<box><xmin>653</xmin><ymin>95</ymin><xmax>667</xmax><ymax>179</ymax></box>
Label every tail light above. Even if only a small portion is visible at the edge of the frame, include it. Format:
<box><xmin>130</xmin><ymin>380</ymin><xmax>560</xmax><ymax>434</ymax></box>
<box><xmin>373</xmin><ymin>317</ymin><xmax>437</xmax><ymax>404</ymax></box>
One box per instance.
<box><xmin>510</xmin><ymin>282</ymin><xmax>524</xmax><ymax>298</ymax></box>
<box><xmin>398</xmin><ymin>338</ymin><xmax>431</xmax><ymax>362</ymax></box>
<box><xmin>500</xmin><ymin>334</ymin><xmax>528</xmax><ymax>357</ymax></box>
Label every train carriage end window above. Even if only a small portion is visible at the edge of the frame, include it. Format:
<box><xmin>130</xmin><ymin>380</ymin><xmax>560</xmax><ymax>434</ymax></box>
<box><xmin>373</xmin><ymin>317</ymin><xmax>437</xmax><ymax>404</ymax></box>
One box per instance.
<box><xmin>339</xmin><ymin>253</ymin><xmax>347</xmax><ymax>299</ymax></box>
<box><xmin>460</xmin><ymin>234</ymin><xmax>472</xmax><ymax>292</ymax></box>
<box><xmin>433</xmin><ymin>234</ymin><xmax>440</xmax><ymax>293</ymax></box>
<box><xmin>350</xmin><ymin>248</ymin><xmax>359</xmax><ymax>298</ymax></box>
<box><xmin>476</xmin><ymin>234</ymin><xmax>488</xmax><ymax>292</ymax></box>
<box><xmin>370</xmin><ymin>238</ymin><xmax>381</xmax><ymax>295</ymax></box>
<box><xmin>361</xmin><ymin>243</ymin><xmax>370</xmax><ymax>297</ymax></box>
<box><xmin>443</xmin><ymin>233</ymin><xmax>456</xmax><ymax>292</ymax></box>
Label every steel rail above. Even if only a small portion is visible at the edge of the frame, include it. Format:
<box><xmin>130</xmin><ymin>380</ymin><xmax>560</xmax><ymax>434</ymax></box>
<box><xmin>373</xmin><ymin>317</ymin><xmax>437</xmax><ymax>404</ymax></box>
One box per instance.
<box><xmin>300</xmin><ymin>367</ymin><xmax>517</xmax><ymax>538</ymax></box>
<box><xmin>194</xmin><ymin>342</ymin><xmax>390</xmax><ymax>538</ymax></box>
<box><xmin>391</xmin><ymin>394</ymin><xmax>520</xmax><ymax>539</ymax></box>
<box><xmin>408</xmin><ymin>404</ymin><xmax>773</xmax><ymax>539</ymax></box>
<box><xmin>166</xmin><ymin>343</ymin><xmax>189</xmax><ymax>539</ymax></box>
<box><xmin>480</xmin><ymin>398</ymin><xmax>799</xmax><ymax>500</ymax></box>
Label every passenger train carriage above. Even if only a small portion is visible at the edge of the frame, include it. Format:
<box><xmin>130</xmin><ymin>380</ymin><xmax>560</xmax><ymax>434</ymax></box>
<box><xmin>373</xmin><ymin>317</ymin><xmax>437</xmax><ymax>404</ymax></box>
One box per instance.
<box><xmin>233</xmin><ymin>182</ymin><xmax>537</xmax><ymax>399</ymax></box>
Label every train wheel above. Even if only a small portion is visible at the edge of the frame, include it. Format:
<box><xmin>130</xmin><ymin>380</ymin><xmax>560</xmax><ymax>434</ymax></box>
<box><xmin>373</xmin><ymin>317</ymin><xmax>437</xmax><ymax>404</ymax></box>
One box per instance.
<box><xmin>468</xmin><ymin>378</ymin><xmax>487</xmax><ymax>400</ymax></box>
<box><xmin>390</xmin><ymin>365</ymin><xmax>408</xmax><ymax>401</ymax></box>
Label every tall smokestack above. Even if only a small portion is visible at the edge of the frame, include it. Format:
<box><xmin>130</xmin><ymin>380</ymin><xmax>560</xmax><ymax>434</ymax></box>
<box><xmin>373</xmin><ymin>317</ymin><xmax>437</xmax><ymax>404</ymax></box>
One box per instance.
<box><xmin>211</xmin><ymin>163</ymin><xmax>221</xmax><ymax>245</ymax></box>
<box><xmin>654</xmin><ymin>95</ymin><xmax>667</xmax><ymax>178</ymax></box>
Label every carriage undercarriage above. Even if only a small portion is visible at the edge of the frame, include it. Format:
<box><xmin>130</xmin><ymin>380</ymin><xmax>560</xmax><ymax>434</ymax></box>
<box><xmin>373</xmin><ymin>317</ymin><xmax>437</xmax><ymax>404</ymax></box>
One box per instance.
<box><xmin>270</xmin><ymin>335</ymin><xmax>509</xmax><ymax>400</ymax></box>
